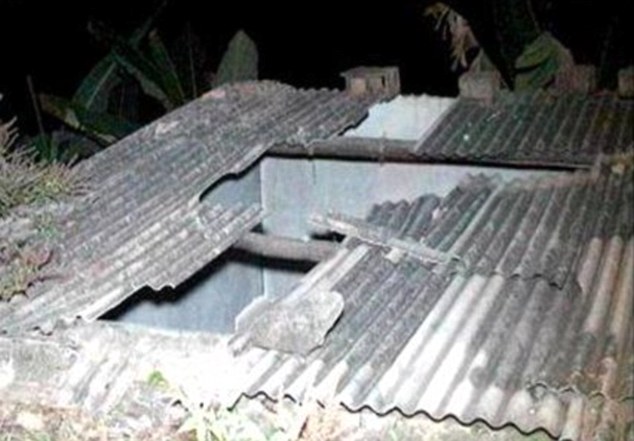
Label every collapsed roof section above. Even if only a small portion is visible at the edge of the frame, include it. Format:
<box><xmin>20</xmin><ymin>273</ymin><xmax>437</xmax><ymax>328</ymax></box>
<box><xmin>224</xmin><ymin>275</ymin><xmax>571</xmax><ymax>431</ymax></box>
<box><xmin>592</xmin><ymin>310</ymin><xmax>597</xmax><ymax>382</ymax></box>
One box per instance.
<box><xmin>0</xmin><ymin>81</ymin><xmax>372</xmax><ymax>335</ymax></box>
<box><xmin>235</xmin><ymin>165</ymin><xmax>634</xmax><ymax>440</ymax></box>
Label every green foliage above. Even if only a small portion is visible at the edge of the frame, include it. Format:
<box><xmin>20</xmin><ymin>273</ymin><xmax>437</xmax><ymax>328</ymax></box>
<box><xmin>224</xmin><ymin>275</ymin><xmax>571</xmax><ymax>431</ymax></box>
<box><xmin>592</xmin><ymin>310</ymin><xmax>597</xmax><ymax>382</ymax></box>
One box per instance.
<box><xmin>514</xmin><ymin>32</ymin><xmax>562</xmax><ymax>90</ymax></box>
<box><xmin>147</xmin><ymin>30</ymin><xmax>187</xmax><ymax>106</ymax></box>
<box><xmin>0</xmin><ymin>130</ymin><xmax>80</xmax><ymax>218</ymax></box>
<box><xmin>214</xmin><ymin>30</ymin><xmax>259</xmax><ymax>87</ymax></box>
<box><xmin>30</xmin><ymin>134</ymin><xmax>64</xmax><ymax>164</ymax></box>
<box><xmin>146</xmin><ymin>369</ymin><xmax>169</xmax><ymax>388</ymax></box>
<box><xmin>40</xmin><ymin>13</ymin><xmax>258</xmax><ymax>152</ymax></box>
<box><xmin>38</xmin><ymin>3</ymin><xmax>169</xmax><ymax>150</ymax></box>
<box><xmin>0</xmin><ymin>120</ymin><xmax>81</xmax><ymax>319</ymax></box>
<box><xmin>148</xmin><ymin>370</ymin><xmax>284</xmax><ymax>441</ymax></box>
<box><xmin>178</xmin><ymin>405</ymin><xmax>287</xmax><ymax>441</ymax></box>
<box><xmin>171</xmin><ymin>23</ymin><xmax>209</xmax><ymax>99</ymax></box>
<box><xmin>74</xmin><ymin>0</ymin><xmax>167</xmax><ymax>113</ymax></box>
<box><xmin>111</xmin><ymin>31</ymin><xmax>186</xmax><ymax>111</ymax></box>
<box><xmin>0</xmin><ymin>147</ymin><xmax>68</xmax><ymax>299</ymax></box>
<box><xmin>39</xmin><ymin>94</ymin><xmax>138</xmax><ymax>145</ymax></box>
<box><xmin>0</xmin><ymin>243</ymin><xmax>51</xmax><ymax>301</ymax></box>
<box><xmin>426</xmin><ymin>3</ymin><xmax>569</xmax><ymax>91</ymax></box>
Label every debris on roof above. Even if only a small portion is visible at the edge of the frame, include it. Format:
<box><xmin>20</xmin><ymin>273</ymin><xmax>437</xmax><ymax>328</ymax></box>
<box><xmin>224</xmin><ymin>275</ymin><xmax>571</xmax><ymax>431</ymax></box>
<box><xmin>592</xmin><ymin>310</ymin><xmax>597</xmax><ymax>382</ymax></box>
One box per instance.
<box><xmin>233</xmin><ymin>165</ymin><xmax>634</xmax><ymax>439</ymax></box>
<box><xmin>236</xmin><ymin>289</ymin><xmax>344</xmax><ymax>356</ymax></box>
<box><xmin>365</xmin><ymin>168</ymin><xmax>633</xmax><ymax>287</ymax></box>
<box><xmin>310</xmin><ymin>211</ymin><xmax>455</xmax><ymax>265</ymax></box>
<box><xmin>0</xmin><ymin>81</ymin><xmax>372</xmax><ymax>335</ymax></box>
<box><xmin>414</xmin><ymin>91</ymin><xmax>634</xmax><ymax>168</ymax></box>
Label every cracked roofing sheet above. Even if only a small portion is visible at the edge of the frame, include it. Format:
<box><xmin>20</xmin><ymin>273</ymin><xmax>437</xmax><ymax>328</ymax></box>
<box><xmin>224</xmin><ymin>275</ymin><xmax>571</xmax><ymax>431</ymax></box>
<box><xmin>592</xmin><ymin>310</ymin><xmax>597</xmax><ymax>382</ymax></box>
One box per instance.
<box><xmin>235</xmin><ymin>166</ymin><xmax>634</xmax><ymax>440</ymax></box>
<box><xmin>413</xmin><ymin>92</ymin><xmax>634</xmax><ymax>167</ymax></box>
<box><xmin>0</xmin><ymin>81</ymin><xmax>371</xmax><ymax>334</ymax></box>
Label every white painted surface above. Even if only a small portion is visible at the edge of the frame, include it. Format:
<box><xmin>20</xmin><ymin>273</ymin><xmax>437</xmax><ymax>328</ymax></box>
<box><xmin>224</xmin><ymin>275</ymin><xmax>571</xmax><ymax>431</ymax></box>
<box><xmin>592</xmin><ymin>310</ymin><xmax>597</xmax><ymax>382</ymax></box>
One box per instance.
<box><xmin>344</xmin><ymin>95</ymin><xmax>456</xmax><ymax>140</ymax></box>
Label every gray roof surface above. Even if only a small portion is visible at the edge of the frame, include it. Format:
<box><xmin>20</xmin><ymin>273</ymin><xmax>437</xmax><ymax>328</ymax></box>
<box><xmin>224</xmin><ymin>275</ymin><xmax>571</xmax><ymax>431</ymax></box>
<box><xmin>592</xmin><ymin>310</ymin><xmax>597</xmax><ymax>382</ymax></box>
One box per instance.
<box><xmin>0</xmin><ymin>81</ymin><xmax>371</xmax><ymax>334</ymax></box>
<box><xmin>414</xmin><ymin>92</ymin><xmax>634</xmax><ymax>167</ymax></box>
<box><xmin>1</xmin><ymin>321</ymin><xmax>591</xmax><ymax>441</ymax></box>
<box><xmin>2</xmin><ymin>166</ymin><xmax>632</xmax><ymax>440</ymax></box>
<box><xmin>0</xmin><ymin>321</ymin><xmax>242</xmax><ymax>435</ymax></box>
<box><xmin>235</xmin><ymin>165</ymin><xmax>634</xmax><ymax>440</ymax></box>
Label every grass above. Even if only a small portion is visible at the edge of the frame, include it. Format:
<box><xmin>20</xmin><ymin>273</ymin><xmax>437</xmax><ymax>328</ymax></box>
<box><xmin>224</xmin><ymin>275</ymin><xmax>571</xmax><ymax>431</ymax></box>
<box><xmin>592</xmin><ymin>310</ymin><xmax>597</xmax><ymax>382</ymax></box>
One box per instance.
<box><xmin>0</xmin><ymin>142</ymin><xmax>80</xmax><ymax>219</ymax></box>
<box><xmin>0</xmin><ymin>117</ymin><xmax>84</xmax><ymax>302</ymax></box>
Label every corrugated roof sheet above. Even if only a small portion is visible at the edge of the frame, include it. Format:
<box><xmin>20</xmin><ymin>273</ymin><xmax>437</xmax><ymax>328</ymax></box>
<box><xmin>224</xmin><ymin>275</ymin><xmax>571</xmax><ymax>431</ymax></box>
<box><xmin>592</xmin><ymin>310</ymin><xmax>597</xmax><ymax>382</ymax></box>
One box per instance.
<box><xmin>0</xmin><ymin>321</ymin><xmax>244</xmax><ymax>432</ymax></box>
<box><xmin>3</xmin><ymin>321</ymin><xmax>592</xmax><ymax>441</ymax></box>
<box><xmin>234</xmin><ymin>165</ymin><xmax>634</xmax><ymax>440</ymax></box>
<box><xmin>0</xmin><ymin>81</ymin><xmax>371</xmax><ymax>334</ymax></box>
<box><xmin>414</xmin><ymin>92</ymin><xmax>634</xmax><ymax>167</ymax></box>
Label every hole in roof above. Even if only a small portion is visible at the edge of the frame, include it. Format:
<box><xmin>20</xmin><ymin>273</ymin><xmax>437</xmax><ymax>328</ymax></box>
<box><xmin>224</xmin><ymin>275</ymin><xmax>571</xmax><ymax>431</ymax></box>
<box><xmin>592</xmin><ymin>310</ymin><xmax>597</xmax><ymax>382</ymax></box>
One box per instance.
<box><xmin>100</xmin><ymin>135</ymin><xmax>564</xmax><ymax>336</ymax></box>
<box><xmin>101</xmin><ymin>248</ymin><xmax>265</xmax><ymax>333</ymax></box>
<box><xmin>198</xmin><ymin>158</ymin><xmax>261</xmax><ymax>205</ymax></box>
<box><xmin>103</xmin><ymin>156</ymin><xmax>337</xmax><ymax>334</ymax></box>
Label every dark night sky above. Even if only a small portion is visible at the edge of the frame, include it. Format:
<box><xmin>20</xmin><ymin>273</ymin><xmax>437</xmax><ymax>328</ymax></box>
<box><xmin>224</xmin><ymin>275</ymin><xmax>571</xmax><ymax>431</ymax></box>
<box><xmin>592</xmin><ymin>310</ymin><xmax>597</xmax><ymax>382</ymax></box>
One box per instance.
<box><xmin>1</xmin><ymin>0</ymin><xmax>631</xmax><ymax>133</ymax></box>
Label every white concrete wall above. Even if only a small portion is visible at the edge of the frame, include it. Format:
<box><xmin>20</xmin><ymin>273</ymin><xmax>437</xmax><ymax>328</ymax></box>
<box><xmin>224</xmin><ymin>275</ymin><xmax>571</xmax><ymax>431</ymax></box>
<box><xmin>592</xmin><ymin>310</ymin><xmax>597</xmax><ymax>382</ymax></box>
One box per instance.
<box><xmin>344</xmin><ymin>95</ymin><xmax>456</xmax><ymax>140</ymax></box>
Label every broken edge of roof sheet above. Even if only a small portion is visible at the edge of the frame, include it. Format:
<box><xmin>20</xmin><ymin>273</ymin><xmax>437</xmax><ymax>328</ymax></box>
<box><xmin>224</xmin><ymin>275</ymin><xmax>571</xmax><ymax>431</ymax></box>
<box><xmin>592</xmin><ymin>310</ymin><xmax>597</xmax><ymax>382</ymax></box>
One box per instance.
<box><xmin>233</xmin><ymin>165</ymin><xmax>634</xmax><ymax>440</ymax></box>
<box><xmin>0</xmin><ymin>81</ymin><xmax>373</xmax><ymax>335</ymax></box>
<box><xmin>413</xmin><ymin>91</ymin><xmax>634</xmax><ymax>168</ymax></box>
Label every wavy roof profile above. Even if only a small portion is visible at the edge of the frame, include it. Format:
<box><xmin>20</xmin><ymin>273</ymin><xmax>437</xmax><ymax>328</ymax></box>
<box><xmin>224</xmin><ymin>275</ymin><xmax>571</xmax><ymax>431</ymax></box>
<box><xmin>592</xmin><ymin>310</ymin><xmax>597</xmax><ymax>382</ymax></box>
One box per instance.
<box><xmin>235</xmin><ymin>165</ymin><xmax>634</xmax><ymax>440</ymax></box>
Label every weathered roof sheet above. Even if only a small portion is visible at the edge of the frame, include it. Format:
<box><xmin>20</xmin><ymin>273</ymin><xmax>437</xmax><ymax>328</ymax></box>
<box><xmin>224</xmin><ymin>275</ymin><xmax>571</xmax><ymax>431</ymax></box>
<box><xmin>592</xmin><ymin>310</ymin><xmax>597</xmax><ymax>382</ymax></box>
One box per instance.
<box><xmin>414</xmin><ymin>92</ymin><xmax>634</xmax><ymax>167</ymax></box>
<box><xmin>0</xmin><ymin>81</ymin><xmax>371</xmax><ymax>334</ymax></box>
<box><xmin>234</xmin><ymin>165</ymin><xmax>634</xmax><ymax>440</ymax></box>
<box><xmin>364</xmin><ymin>168</ymin><xmax>632</xmax><ymax>287</ymax></box>
<box><xmin>2</xmin><ymin>321</ymin><xmax>586</xmax><ymax>441</ymax></box>
<box><xmin>0</xmin><ymin>321</ymin><xmax>245</xmax><ymax>435</ymax></box>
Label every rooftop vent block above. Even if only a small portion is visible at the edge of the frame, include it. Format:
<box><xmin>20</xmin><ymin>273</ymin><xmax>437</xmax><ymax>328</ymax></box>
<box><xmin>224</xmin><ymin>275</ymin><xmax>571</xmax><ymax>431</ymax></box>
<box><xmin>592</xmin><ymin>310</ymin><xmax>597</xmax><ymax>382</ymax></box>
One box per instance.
<box><xmin>341</xmin><ymin>66</ymin><xmax>401</xmax><ymax>99</ymax></box>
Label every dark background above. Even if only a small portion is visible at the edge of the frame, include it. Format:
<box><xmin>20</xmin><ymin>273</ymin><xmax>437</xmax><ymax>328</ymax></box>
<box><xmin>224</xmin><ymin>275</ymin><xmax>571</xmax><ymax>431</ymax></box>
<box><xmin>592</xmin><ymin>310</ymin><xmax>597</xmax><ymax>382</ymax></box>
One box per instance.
<box><xmin>1</xmin><ymin>0</ymin><xmax>631</xmax><ymax>134</ymax></box>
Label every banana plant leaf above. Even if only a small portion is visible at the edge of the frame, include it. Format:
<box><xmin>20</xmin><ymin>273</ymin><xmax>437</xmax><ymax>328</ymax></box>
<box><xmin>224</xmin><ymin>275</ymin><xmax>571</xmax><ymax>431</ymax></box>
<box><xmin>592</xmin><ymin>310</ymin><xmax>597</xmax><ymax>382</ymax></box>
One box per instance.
<box><xmin>39</xmin><ymin>94</ymin><xmax>138</xmax><ymax>145</ymax></box>
<box><xmin>112</xmin><ymin>41</ymin><xmax>183</xmax><ymax>111</ymax></box>
<box><xmin>214</xmin><ymin>30</ymin><xmax>258</xmax><ymax>87</ymax></box>
<box><xmin>171</xmin><ymin>23</ymin><xmax>207</xmax><ymax>99</ymax></box>
<box><xmin>72</xmin><ymin>0</ymin><xmax>168</xmax><ymax>112</ymax></box>
<box><xmin>147</xmin><ymin>30</ymin><xmax>186</xmax><ymax>105</ymax></box>
<box><xmin>514</xmin><ymin>32</ymin><xmax>561</xmax><ymax>90</ymax></box>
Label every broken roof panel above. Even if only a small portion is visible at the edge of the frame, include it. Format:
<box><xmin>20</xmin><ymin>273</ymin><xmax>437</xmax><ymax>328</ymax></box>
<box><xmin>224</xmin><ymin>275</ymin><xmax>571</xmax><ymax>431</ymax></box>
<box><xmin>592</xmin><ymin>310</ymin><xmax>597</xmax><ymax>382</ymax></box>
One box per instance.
<box><xmin>414</xmin><ymin>92</ymin><xmax>634</xmax><ymax>167</ymax></box>
<box><xmin>235</xmin><ymin>166</ymin><xmax>634</xmax><ymax>440</ymax></box>
<box><xmin>0</xmin><ymin>81</ymin><xmax>371</xmax><ymax>334</ymax></box>
<box><xmin>365</xmin><ymin>169</ymin><xmax>633</xmax><ymax>287</ymax></box>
